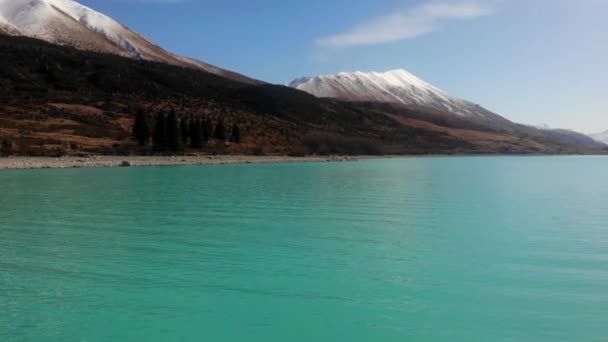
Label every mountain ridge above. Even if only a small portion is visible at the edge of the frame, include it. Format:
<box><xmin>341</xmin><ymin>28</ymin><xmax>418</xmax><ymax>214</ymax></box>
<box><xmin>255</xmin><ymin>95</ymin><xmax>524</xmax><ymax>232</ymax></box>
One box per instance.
<box><xmin>289</xmin><ymin>69</ymin><xmax>496</xmax><ymax>119</ymax></box>
<box><xmin>590</xmin><ymin>130</ymin><xmax>608</xmax><ymax>144</ymax></box>
<box><xmin>0</xmin><ymin>0</ymin><xmax>606</xmax><ymax>157</ymax></box>
<box><xmin>1</xmin><ymin>34</ymin><xmax>607</xmax><ymax>156</ymax></box>
<box><xmin>0</xmin><ymin>0</ymin><xmax>258</xmax><ymax>84</ymax></box>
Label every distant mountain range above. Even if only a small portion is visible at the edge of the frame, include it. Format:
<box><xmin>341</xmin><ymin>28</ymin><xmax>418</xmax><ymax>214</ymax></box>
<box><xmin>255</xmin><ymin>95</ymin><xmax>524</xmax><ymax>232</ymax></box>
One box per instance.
<box><xmin>0</xmin><ymin>0</ymin><xmax>257</xmax><ymax>84</ymax></box>
<box><xmin>590</xmin><ymin>130</ymin><xmax>608</xmax><ymax>145</ymax></box>
<box><xmin>290</xmin><ymin>70</ymin><xmax>608</xmax><ymax>148</ymax></box>
<box><xmin>0</xmin><ymin>0</ymin><xmax>606</xmax><ymax>156</ymax></box>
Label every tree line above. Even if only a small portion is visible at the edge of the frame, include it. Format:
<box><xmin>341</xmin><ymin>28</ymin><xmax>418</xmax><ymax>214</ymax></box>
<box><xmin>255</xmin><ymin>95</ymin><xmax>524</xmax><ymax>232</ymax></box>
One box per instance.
<box><xmin>132</xmin><ymin>109</ymin><xmax>242</xmax><ymax>151</ymax></box>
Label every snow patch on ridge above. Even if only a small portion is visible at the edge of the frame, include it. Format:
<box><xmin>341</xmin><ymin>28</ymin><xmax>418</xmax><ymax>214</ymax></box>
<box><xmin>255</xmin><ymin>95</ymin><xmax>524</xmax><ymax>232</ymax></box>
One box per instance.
<box><xmin>0</xmin><ymin>0</ymin><xmax>258</xmax><ymax>83</ymax></box>
<box><xmin>0</xmin><ymin>0</ymin><xmax>142</xmax><ymax>56</ymax></box>
<box><xmin>290</xmin><ymin>69</ymin><xmax>490</xmax><ymax>118</ymax></box>
<box><xmin>590</xmin><ymin>130</ymin><xmax>608</xmax><ymax>144</ymax></box>
<box><xmin>0</xmin><ymin>17</ymin><xmax>21</xmax><ymax>35</ymax></box>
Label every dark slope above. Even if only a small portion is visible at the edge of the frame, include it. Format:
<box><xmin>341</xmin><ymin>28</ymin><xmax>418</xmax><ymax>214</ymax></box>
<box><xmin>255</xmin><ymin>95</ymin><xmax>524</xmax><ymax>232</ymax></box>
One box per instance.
<box><xmin>0</xmin><ymin>34</ymin><xmax>606</xmax><ymax>156</ymax></box>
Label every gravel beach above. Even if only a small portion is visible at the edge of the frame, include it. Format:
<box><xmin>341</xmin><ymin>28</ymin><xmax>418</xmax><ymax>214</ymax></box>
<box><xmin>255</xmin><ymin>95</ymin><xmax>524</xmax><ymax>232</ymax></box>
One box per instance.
<box><xmin>0</xmin><ymin>155</ymin><xmax>356</xmax><ymax>170</ymax></box>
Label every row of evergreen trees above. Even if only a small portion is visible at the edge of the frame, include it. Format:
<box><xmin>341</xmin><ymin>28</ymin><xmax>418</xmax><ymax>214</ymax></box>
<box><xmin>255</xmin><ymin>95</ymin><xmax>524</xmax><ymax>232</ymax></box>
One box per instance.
<box><xmin>133</xmin><ymin>110</ymin><xmax>241</xmax><ymax>151</ymax></box>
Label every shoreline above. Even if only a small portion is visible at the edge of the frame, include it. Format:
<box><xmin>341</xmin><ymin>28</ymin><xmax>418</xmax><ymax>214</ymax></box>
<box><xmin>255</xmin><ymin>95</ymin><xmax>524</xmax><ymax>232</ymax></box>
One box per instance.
<box><xmin>1</xmin><ymin>154</ymin><xmax>605</xmax><ymax>171</ymax></box>
<box><xmin>0</xmin><ymin>155</ymin><xmax>358</xmax><ymax>170</ymax></box>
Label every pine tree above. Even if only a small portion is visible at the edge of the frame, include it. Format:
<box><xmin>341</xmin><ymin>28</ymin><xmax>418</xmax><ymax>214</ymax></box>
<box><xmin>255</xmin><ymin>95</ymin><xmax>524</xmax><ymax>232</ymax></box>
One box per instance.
<box><xmin>190</xmin><ymin>117</ymin><xmax>203</xmax><ymax>148</ymax></box>
<box><xmin>189</xmin><ymin>117</ymin><xmax>197</xmax><ymax>148</ymax></box>
<box><xmin>180</xmin><ymin>118</ymin><xmax>190</xmax><ymax>146</ymax></box>
<box><xmin>167</xmin><ymin>110</ymin><xmax>182</xmax><ymax>152</ymax></box>
<box><xmin>202</xmin><ymin>118</ymin><xmax>212</xmax><ymax>142</ymax></box>
<box><xmin>230</xmin><ymin>123</ymin><xmax>241</xmax><ymax>143</ymax></box>
<box><xmin>214</xmin><ymin>120</ymin><xmax>226</xmax><ymax>141</ymax></box>
<box><xmin>132</xmin><ymin>109</ymin><xmax>150</xmax><ymax>146</ymax></box>
<box><xmin>1</xmin><ymin>139</ymin><xmax>12</xmax><ymax>156</ymax></box>
<box><xmin>152</xmin><ymin>112</ymin><xmax>167</xmax><ymax>150</ymax></box>
<box><xmin>199</xmin><ymin>120</ymin><xmax>206</xmax><ymax>146</ymax></box>
<box><xmin>127</xmin><ymin>101</ymin><xmax>138</xmax><ymax>116</ymax></box>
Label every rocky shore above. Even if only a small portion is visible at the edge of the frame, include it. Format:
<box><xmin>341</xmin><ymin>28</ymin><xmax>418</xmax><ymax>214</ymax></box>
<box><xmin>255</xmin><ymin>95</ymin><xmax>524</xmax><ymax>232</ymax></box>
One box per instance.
<box><xmin>0</xmin><ymin>155</ymin><xmax>357</xmax><ymax>170</ymax></box>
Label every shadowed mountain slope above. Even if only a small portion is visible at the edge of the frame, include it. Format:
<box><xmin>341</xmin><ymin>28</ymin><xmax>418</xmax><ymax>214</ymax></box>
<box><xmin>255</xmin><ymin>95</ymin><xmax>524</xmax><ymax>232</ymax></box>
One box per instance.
<box><xmin>0</xmin><ymin>34</ymin><xmax>606</xmax><ymax>156</ymax></box>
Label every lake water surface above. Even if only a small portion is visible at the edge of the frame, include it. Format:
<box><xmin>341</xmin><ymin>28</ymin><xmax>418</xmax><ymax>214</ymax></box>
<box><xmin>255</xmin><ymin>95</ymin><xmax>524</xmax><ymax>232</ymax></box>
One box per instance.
<box><xmin>1</xmin><ymin>156</ymin><xmax>607</xmax><ymax>341</ymax></box>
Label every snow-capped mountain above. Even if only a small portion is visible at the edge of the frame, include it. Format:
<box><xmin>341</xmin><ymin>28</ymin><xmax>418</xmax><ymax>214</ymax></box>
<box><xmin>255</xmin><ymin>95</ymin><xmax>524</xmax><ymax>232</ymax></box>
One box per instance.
<box><xmin>532</xmin><ymin>123</ymin><xmax>552</xmax><ymax>130</ymax></box>
<box><xmin>289</xmin><ymin>69</ymin><xmax>497</xmax><ymax>119</ymax></box>
<box><xmin>0</xmin><ymin>0</ymin><xmax>256</xmax><ymax>83</ymax></box>
<box><xmin>590</xmin><ymin>130</ymin><xmax>608</xmax><ymax>145</ymax></box>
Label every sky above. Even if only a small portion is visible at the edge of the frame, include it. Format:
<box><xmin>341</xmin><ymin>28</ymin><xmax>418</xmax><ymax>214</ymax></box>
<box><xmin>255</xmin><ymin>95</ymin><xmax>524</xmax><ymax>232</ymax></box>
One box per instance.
<box><xmin>78</xmin><ymin>0</ymin><xmax>607</xmax><ymax>133</ymax></box>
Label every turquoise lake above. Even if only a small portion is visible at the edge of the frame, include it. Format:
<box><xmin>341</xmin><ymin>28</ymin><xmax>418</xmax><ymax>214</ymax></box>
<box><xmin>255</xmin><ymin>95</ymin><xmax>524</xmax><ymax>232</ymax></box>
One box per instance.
<box><xmin>1</xmin><ymin>156</ymin><xmax>607</xmax><ymax>341</ymax></box>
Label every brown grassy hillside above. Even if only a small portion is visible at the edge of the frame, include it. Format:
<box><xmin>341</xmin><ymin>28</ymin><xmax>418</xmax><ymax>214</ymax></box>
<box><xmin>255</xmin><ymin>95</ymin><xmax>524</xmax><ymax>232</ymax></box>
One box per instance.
<box><xmin>0</xmin><ymin>34</ymin><xmax>606</xmax><ymax>156</ymax></box>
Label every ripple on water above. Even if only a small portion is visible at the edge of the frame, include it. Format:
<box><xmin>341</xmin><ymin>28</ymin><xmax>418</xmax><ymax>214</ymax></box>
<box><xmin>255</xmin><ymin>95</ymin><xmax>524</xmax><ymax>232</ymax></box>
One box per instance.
<box><xmin>1</xmin><ymin>156</ymin><xmax>608</xmax><ymax>342</ymax></box>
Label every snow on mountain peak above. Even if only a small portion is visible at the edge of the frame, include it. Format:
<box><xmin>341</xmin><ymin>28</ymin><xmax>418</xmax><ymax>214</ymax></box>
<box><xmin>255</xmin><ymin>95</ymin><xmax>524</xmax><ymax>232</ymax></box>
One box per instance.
<box><xmin>289</xmin><ymin>69</ymin><xmax>492</xmax><ymax>118</ymax></box>
<box><xmin>590</xmin><ymin>130</ymin><xmax>608</xmax><ymax>145</ymax></box>
<box><xmin>0</xmin><ymin>0</ymin><xmax>153</xmax><ymax>58</ymax></box>
<box><xmin>0</xmin><ymin>0</ymin><xmax>258</xmax><ymax>83</ymax></box>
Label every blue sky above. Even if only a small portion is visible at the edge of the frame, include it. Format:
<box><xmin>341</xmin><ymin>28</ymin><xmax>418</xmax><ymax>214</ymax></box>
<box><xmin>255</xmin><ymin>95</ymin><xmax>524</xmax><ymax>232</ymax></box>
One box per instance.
<box><xmin>79</xmin><ymin>0</ymin><xmax>607</xmax><ymax>133</ymax></box>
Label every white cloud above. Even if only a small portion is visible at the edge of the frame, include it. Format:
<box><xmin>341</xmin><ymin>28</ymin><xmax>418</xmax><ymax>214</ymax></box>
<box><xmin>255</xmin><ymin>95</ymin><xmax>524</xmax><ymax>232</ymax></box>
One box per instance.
<box><xmin>317</xmin><ymin>1</ymin><xmax>495</xmax><ymax>48</ymax></box>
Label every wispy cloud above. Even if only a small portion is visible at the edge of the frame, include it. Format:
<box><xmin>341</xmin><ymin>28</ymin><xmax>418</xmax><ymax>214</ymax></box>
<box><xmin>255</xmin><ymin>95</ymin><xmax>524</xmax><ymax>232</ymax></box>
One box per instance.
<box><xmin>317</xmin><ymin>1</ymin><xmax>495</xmax><ymax>48</ymax></box>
